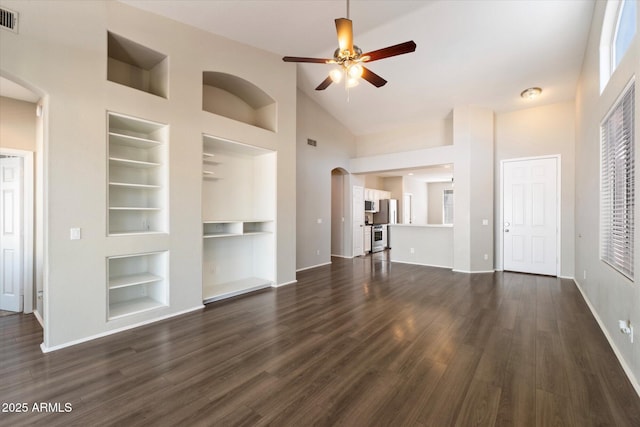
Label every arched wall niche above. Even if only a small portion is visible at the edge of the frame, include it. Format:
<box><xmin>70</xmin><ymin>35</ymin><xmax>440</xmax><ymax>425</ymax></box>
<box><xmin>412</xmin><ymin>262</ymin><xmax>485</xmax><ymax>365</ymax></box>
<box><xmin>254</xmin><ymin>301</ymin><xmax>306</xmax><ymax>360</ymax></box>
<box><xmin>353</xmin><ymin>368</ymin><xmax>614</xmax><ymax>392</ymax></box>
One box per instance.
<box><xmin>202</xmin><ymin>72</ymin><xmax>277</xmax><ymax>132</ymax></box>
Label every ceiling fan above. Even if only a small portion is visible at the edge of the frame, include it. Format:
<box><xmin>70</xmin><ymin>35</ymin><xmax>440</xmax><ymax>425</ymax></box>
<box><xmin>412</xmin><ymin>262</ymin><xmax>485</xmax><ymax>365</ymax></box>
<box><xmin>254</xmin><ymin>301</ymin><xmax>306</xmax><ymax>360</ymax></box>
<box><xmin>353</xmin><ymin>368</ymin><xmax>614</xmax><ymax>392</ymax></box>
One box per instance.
<box><xmin>282</xmin><ymin>0</ymin><xmax>417</xmax><ymax>91</ymax></box>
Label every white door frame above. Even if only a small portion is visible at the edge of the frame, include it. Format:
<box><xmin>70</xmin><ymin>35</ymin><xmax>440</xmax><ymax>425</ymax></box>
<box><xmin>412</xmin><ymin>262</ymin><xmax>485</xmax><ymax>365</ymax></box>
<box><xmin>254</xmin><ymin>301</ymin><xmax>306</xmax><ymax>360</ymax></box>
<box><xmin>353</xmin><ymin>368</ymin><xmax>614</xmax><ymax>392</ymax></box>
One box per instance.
<box><xmin>498</xmin><ymin>154</ymin><xmax>561</xmax><ymax>276</ymax></box>
<box><xmin>0</xmin><ymin>148</ymin><xmax>34</xmax><ymax>313</ymax></box>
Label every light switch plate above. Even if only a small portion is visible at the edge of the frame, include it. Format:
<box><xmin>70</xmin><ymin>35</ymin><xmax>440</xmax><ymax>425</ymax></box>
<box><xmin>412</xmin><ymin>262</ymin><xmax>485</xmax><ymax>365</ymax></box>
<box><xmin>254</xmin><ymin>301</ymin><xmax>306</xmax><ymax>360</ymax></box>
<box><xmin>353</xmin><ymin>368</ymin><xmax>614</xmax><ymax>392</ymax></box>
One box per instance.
<box><xmin>482</xmin><ymin>219</ymin><xmax>489</xmax><ymax>225</ymax></box>
<box><xmin>70</xmin><ymin>227</ymin><xmax>81</xmax><ymax>240</ymax></box>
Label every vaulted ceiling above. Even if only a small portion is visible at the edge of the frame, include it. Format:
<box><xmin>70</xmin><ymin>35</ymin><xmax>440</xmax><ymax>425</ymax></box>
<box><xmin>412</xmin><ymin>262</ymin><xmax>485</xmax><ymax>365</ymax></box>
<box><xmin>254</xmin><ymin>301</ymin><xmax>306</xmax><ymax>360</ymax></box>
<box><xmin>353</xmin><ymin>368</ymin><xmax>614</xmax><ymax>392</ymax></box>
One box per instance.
<box><xmin>122</xmin><ymin>0</ymin><xmax>594</xmax><ymax>137</ymax></box>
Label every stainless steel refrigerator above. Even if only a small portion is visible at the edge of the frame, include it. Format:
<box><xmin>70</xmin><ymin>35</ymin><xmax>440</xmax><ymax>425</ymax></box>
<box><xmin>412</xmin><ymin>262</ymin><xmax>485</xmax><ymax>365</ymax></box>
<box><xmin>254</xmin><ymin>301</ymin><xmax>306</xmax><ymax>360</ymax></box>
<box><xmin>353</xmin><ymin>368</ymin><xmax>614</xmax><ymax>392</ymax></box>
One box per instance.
<box><xmin>373</xmin><ymin>199</ymin><xmax>397</xmax><ymax>224</ymax></box>
<box><xmin>374</xmin><ymin>199</ymin><xmax>397</xmax><ymax>248</ymax></box>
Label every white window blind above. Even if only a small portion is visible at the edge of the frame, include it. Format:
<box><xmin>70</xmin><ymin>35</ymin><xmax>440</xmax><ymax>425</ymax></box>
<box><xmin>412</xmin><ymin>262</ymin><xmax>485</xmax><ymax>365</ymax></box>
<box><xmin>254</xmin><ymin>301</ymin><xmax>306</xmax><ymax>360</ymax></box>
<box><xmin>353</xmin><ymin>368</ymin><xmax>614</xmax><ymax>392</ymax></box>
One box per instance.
<box><xmin>601</xmin><ymin>81</ymin><xmax>635</xmax><ymax>280</ymax></box>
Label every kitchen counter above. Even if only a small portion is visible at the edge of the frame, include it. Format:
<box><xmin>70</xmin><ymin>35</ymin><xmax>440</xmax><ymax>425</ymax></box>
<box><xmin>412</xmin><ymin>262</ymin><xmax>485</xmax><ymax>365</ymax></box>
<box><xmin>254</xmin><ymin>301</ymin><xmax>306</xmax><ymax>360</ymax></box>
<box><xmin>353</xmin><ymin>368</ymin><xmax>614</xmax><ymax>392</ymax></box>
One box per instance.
<box><xmin>388</xmin><ymin>224</ymin><xmax>453</xmax><ymax>268</ymax></box>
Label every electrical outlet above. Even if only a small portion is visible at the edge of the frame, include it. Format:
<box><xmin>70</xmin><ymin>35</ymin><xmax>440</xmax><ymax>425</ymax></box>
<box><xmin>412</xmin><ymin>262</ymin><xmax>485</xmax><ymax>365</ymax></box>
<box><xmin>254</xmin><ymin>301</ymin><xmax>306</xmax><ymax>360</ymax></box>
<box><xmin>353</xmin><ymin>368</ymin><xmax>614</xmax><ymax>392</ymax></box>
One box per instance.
<box><xmin>410</xmin><ymin>248</ymin><xmax>415</xmax><ymax>254</ymax></box>
<box><xmin>483</xmin><ymin>254</ymin><xmax>488</xmax><ymax>260</ymax></box>
<box><xmin>316</xmin><ymin>249</ymin><xmax>320</xmax><ymax>255</ymax></box>
<box><xmin>619</xmin><ymin>320</ymin><xmax>633</xmax><ymax>343</ymax></box>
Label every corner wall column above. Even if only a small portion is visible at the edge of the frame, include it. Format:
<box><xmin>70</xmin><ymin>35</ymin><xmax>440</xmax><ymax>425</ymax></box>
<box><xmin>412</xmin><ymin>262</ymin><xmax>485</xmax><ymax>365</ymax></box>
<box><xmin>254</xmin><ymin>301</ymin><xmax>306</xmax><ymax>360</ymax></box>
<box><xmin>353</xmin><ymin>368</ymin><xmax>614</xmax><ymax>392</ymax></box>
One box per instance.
<box><xmin>453</xmin><ymin>106</ymin><xmax>494</xmax><ymax>272</ymax></box>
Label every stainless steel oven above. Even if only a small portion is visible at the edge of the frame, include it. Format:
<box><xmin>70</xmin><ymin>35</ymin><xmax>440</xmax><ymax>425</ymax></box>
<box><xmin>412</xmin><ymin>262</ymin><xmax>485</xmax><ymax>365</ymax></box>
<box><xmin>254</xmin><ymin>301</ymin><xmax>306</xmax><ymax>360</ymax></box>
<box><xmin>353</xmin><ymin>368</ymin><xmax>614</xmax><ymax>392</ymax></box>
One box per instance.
<box><xmin>372</xmin><ymin>225</ymin><xmax>385</xmax><ymax>252</ymax></box>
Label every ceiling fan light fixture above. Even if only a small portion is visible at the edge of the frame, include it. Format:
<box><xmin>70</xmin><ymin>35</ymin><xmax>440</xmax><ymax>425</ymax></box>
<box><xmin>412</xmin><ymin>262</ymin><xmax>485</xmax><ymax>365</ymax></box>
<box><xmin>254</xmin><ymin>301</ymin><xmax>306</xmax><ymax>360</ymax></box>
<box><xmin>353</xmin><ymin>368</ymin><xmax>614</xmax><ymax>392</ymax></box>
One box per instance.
<box><xmin>348</xmin><ymin>63</ymin><xmax>363</xmax><ymax>79</ymax></box>
<box><xmin>346</xmin><ymin>77</ymin><xmax>360</xmax><ymax>88</ymax></box>
<box><xmin>520</xmin><ymin>87</ymin><xmax>542</xmax><ymax>99</ymax></box>
<box><xmin>330</xmin><ymin>68</ymin><xmax>343</xmax><ymax>83</ymax></box>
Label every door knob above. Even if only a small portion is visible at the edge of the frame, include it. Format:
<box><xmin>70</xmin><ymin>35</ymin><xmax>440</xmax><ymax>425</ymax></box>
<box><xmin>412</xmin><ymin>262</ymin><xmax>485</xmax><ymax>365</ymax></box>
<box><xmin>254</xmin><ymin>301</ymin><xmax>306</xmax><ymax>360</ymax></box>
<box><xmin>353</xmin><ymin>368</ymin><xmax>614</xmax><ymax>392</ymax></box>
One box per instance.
<box><xmin>505</xmin><ymin>229</ymin><xmax>510</xmax><ymax>233</ymax></box>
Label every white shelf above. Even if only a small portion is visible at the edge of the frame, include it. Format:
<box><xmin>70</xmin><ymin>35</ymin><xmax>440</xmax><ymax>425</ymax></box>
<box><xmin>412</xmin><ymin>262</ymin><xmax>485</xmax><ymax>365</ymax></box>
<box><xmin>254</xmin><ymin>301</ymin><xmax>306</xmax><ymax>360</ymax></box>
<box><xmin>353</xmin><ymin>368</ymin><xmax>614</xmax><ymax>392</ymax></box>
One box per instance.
<box><xmin>108</xmin><ymin>112</ymin><xmax>168</xmax><ymax>235</ymax></box>
<box><xmin>203</xmin><ymin>277</ymin><xmax>272</xmax><ymax>304</ymax></box>
<box><xmin>108</xmin><ymin>297</ymin><xmax>165</xmax><ymax>319</ymax></box>
<box><xmin>109</xmin><ymin>273</ymin><xmax>162</xmax><ymax>290</ymax></box>
<box><xmin>109</xmin><ymin>207</ymin><xmax>161</xmax><ymax>211</ymax></box>
<box><xmin>108</xmin><ymin>231</ymin><xmax>166</xmax><ymax>237</ymax></box>
<box><xmin>203</xmin><ymin>232</ymin><xmax>242</xmax><ymax>239</ymax></box>
<box><xmin>109</xmin><ymin>132</ymin><xmax>162</xmax><ymax>148</ymax></box>
<box><xmin>109</xmin><ymin>157</ymin><xmax>160</xmax><ymax>168</ymax></box>
<box><xmin>107</xmin><ymin>251</ymin><xmax>168</xmax><ymax>320</ymax></box>
<box><xmin>109</xmin><ymin>182</ymin><xmax>161</xmax><ymax>189</ymax></box>
<box><xmin>202</xmin><ymin>220</ymin><xmax>273</xmax><ymax>238</ymax></box>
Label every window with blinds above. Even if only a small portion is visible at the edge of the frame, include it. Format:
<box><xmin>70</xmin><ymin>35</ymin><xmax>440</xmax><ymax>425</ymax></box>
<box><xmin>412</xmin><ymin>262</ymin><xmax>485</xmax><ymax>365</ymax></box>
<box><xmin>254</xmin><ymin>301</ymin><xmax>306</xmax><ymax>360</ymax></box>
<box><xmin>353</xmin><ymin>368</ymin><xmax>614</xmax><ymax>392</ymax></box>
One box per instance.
<box><xmin>600</xmin><ymin>80</ymin><xmax>635</xmax><ymax>280</ymax></box>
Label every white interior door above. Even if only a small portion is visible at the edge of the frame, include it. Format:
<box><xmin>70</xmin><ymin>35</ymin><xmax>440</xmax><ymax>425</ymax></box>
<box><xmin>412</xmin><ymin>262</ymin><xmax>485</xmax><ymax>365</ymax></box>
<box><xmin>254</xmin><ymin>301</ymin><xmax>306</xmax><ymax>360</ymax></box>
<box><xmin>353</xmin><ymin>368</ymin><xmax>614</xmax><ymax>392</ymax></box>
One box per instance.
<box><xmin>503</xmin><ymin>157</ymin><xmax>558</xmax><ymax>276</ymax></box>
<box><xmin>1</xmin><ymin>156</ymin><xmax>24</xmax><ymax>312</ymax></box>
<box><xmin>353</xmin><ymin>185</ymin><xmax>364</xmax><ymax>257</ymax></box>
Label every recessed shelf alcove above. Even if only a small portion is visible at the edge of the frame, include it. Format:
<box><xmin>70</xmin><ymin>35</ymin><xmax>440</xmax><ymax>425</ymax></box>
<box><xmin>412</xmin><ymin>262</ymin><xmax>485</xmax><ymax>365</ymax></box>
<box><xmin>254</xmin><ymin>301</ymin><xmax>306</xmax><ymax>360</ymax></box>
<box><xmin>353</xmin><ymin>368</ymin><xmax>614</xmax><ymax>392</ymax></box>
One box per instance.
<box><xmin>202</xmin><ymin>72</ymin><xmax>276</xmax><ymax>132</ymax></box>
<box><xmin>107</xmin><ymin>32</ymin><xmax>168</xmax><ymax>98</ymax></box>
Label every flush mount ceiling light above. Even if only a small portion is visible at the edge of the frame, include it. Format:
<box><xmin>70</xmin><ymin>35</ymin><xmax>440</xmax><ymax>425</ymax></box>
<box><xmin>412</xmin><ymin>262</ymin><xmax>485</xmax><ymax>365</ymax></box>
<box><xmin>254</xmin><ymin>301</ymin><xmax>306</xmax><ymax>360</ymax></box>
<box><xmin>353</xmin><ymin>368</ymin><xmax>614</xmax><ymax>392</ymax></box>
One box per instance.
<box><xmin>282</xmin><ymin>0</ymin><xmax>416</xmax><ymax>91</ymax></box>
<box><xmin>520</xmin><ymin>87</ymin><xmax>542</xmax><ymax>99</ymax></box>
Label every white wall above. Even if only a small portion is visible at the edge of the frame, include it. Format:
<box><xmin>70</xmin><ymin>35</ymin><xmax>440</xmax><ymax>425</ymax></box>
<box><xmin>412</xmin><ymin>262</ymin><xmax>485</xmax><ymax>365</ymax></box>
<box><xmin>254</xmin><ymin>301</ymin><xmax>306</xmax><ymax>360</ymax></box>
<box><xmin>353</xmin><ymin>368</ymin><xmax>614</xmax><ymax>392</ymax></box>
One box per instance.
<box><xmin>494</xmin><ymin>101</ymin><xmax>575</xmax><ymax>277</ymax></box>
<box><xmin>453</xmin><ymin>106</ymin><xmax>494</xmax><ymax>273</ymax></box>
<box><xmin>356</xmin><ymin>116</ymin><xmax>453</xmax><ymax>157</ymax></box>
<box><xmin>574</xmin><ymin>1</ymin><xmax>640</xmax><ymax>390</ymax></box>
<box><xmin>390</xmin><ymin>225</ymin><xmax>453</xmax><ymax>268</ymax></box>
<box><xmin>296</xmin><ymin>90</ymin><xmax>356</xmax><ymax>270</ymax></box>
<box><xmin>0</xmin><ymin>0</ymin><xmax>296</xmax><ymax>349</ymax></box>
<box><xmin>0</xmin><ymin>96</ymin><xmax>36</xmax><ymax>151</ymax></box>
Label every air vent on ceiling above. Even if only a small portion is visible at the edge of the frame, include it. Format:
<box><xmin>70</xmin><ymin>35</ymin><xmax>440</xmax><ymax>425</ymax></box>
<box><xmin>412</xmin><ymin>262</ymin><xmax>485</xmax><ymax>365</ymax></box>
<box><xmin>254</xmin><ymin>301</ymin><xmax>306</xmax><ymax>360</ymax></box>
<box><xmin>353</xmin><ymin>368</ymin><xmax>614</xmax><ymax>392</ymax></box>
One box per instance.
<box><xmin>307</xmin><ymin>138</ymin><xmax>317</xmax><ymax>147</ymax></box>
<box><xmin>0</xmin><ymin>7</ymin><xmax>18</xmax><ymax>33</ymax></box>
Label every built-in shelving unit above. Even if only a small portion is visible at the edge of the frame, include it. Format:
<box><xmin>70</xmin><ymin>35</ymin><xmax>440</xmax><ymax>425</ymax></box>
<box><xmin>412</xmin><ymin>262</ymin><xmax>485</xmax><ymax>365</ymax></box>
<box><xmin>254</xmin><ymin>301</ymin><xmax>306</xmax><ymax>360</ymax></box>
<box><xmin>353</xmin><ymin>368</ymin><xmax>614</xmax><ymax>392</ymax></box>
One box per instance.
<box><xmin>203</xmin><ymin>220</ymin><xmax>273</xmax><ymax>238</ymax></box>
<box><xmin>108</xmin><ymin>112</ymin><xmax>168</xmax><ymax>235</ymax></box>
<box><xmin>202</xmin><ymin>134</ymin><xmax>276</xmax><ymax>303</ymax></box>
<box><xmin>107</xmin><ymin>32</ymin><xmax>168</xmax><ymax>98</ymax></box>
<box><xmin>107</xmin><ymin>251</ymin><xmax>168</xmax><ymax>320</ymax></box>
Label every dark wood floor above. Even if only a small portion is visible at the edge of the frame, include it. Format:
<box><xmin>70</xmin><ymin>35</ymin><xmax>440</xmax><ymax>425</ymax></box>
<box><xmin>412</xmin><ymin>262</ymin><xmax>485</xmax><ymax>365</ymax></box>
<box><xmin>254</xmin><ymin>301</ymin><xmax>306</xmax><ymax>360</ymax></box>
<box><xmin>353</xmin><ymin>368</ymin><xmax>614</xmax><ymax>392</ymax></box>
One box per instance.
<box><xmin>2</xmin><ymin>254</ymin><xmax>640</xmax><ymax>426</ymax></box>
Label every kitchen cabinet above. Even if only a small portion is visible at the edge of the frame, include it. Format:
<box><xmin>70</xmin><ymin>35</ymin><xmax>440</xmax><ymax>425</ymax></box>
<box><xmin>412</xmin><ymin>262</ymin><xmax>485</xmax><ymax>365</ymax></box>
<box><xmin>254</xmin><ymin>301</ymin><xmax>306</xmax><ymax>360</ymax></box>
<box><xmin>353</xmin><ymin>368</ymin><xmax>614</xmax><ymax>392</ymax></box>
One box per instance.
<box><xmin>364</xmin><ymin>188</ymin><xmax>374</xmax><ymax>201</ymax></box>
<box><xmin>202</xmin><ymin>134</ymin><xmax>276</xmax><ymax>303</ymax></box>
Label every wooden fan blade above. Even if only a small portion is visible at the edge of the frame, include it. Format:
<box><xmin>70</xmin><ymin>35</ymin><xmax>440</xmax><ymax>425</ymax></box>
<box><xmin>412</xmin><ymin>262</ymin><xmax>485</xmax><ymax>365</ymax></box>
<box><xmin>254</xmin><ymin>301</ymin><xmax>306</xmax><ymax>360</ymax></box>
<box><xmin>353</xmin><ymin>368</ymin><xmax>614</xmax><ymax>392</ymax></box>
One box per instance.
<box><xmin>335</xmin><ymin>18</ymin><xmax>354</xmax><ymax>54</ymax></box>
<box><xmin>361</xmin><ymin>67</ymin><xmax>387</xmax><ymax>88</ymax></box>
<box><xmin>316</xmin><ymin>76</ymin><xmax>333</xmax><ymax>91</ymax></box>
<box><xmin>282</xmin><ymin>56</ymin><xmax>331</xmax><ymax>63</ymax></box>
<box><xmin>362</xmin><ymin>41</ymin><xmax>417</xmax><ymax>62</ymax></box>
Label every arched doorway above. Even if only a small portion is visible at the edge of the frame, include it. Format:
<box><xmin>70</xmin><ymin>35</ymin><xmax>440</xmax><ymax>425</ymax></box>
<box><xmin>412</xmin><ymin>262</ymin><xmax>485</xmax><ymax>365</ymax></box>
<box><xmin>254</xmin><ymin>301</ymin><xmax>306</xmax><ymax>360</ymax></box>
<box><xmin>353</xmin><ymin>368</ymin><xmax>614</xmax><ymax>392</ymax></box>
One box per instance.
<box><xmin>331</xmin><ymin>168</ymin><xmax>351</xmax><ymax>258</ymax></box>
<box><xmin>0</xmin><ymin>75</ymin><xmax>44</xmax><ymax>322</ymax></box>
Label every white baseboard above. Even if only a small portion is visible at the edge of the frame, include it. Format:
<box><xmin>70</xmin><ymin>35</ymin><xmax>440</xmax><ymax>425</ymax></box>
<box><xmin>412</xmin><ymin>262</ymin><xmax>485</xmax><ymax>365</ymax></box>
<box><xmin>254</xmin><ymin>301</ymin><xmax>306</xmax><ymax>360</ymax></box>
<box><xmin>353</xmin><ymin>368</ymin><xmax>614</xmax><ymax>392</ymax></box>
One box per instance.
<box><xmin>40</xmin><ymin>305</ymin><xmax>205</xmax><ymax>353</ymax></box>
<box><xmin>296</xmin><ymin>261</ymin><xmax>332</xmax><ymax>272</ymax></box>
<box><xmin>559</xmin><ymin>275</ymin><xmax>575</xmax><ymax>280</ymax></box>
<box><xmin>33</xmin><ymin>310</ymin><xmax>44</xmax><ymax>328</ymax></box>
<box><xmin>391</xmin><ymin>259</ymin><xmax>452</xmax><ymax>270</ymax></box>
<box><xmin>452</xmin><ymin>269</ymin><xmax>496</xmax><ymax>274</ymax></box>
<box><xmin>573</xmin><ymin>278</ymin><xmax>640</xmax><ymax>398</ymax></box>
<box><xmin>272</xmin><ymin>280</ymin><xmax>297</xmax><ymax>288</ymax></box>
<box><xmin>330</xmin><ymin>254</ymin><xmax>352</xmax><ymax>259</ymax></box>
